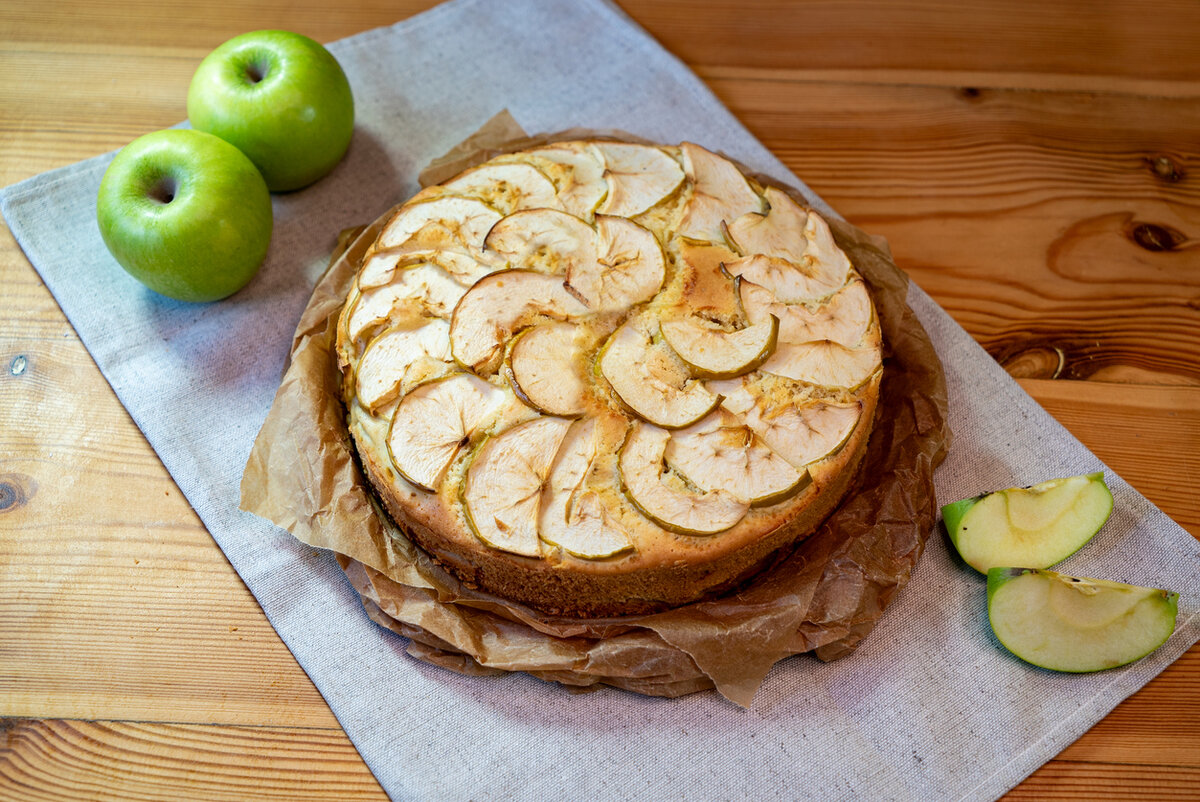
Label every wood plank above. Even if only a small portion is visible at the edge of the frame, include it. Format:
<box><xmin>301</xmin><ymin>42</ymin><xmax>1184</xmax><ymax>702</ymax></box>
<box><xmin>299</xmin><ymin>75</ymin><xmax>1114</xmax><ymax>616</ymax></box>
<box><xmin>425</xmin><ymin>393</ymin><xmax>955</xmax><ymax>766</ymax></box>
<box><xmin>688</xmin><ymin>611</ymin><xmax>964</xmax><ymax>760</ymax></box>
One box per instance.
<box><xmin>1019</xmin><ymin>379</ymin><xmax>1200</xmax><ymax>535</ymax></box>
<box><xmin>3</xmin><ymin>2</ymin><xmax>1199</xmax><ymax>798</ymax></box>
<box><xmin>4</xmin><ymin>0</ymin><xmax>1199</xmax><ymax>86</ymax></box>
<box><xmin>0</xmin><ymin>720</ymin><xmax>386</xmax><ymax>801</ymax></box>
<box><xmin>0</xmin><ymin>228</ymin><xmax>333</xmax><ymax>729</ymax></box>
<box><xmin>1002</xmin><ymin>760</ymin><xmax>1200</xmax><ymax>800</ymax></box>
<box><xmin>707</xmin><ymin>75</ymin><xmax>1200</xmax><ymax>385</ymax></box>
<box><xmin>1057</xmin><ymin>644</ymin><xmax>1200</xmax><ymax>767</ymax></box>
<box><xmin>9</xmin><ymin>59</ymin><xmax>1197</xmax><ymax>382</ymax></box>
<box><xmin>621</xmin><ymin>0</ymin><xmax>1200</xmax><ymax>85</ymax></box>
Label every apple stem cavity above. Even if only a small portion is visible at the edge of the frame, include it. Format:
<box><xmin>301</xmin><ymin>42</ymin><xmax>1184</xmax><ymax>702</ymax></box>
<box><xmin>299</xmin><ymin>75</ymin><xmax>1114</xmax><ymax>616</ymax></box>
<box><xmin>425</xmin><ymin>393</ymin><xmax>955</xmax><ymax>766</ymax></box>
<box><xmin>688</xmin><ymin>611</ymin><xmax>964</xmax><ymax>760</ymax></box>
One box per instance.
<box><xmin>148</xmin><ymin>174</ymin><xmax>177</xmax><ymax>205</ymax></box>
<box><xmin>244</xmin><ymin>61</ymin><xmax>268</xmax><ymax>84</ymax></box>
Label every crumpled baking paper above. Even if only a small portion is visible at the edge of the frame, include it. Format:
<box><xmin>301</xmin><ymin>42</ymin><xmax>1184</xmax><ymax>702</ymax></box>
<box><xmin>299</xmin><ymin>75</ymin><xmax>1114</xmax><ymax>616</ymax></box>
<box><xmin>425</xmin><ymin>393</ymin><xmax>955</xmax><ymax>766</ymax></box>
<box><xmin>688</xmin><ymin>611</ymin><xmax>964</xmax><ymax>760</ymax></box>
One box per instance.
<box><xmin>241</xmin><ymin>114</ymin><xmax>951</xmax><ymax>706</ymax></box>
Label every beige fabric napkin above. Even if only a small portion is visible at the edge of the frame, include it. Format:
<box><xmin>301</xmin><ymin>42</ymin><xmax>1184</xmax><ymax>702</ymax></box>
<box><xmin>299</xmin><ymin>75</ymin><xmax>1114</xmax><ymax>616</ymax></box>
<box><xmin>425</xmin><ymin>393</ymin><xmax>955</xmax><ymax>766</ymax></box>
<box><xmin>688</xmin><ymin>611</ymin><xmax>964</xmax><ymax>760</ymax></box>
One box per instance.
<box><xmin>3</xmin><ymin>1</ymin><xmax>1197</xmax><ymax>799</ymax></box>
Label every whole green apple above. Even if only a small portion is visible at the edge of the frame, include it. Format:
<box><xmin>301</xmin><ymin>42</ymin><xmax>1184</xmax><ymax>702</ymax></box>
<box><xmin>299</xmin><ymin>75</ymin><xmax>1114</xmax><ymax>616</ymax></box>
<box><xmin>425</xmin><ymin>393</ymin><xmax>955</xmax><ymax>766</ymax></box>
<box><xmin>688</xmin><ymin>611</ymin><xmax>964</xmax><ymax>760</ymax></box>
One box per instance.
<box><xmin>96</xmin><ymin>128</ymin><xmax>273</xmax><ymax>303</ymax></box>
<box><xmin>187</xmin><ymin>30</ymin><xmax>354</xmax><ymax>192</ymax></box>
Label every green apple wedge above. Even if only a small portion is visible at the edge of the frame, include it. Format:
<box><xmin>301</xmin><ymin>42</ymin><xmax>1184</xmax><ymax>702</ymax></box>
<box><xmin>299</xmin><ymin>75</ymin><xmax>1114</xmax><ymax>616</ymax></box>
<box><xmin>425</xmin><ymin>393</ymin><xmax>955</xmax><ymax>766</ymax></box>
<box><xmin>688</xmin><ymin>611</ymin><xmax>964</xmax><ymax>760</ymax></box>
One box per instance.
<box><xmin>987</xmin><ymin>568</ymin><xmax>1179</xmax><ymax>672</ymax></box>
<box><xmin>942</xmin><ymin>472</ymin><xmax>1114</xmax><ymax>574</ymax></box>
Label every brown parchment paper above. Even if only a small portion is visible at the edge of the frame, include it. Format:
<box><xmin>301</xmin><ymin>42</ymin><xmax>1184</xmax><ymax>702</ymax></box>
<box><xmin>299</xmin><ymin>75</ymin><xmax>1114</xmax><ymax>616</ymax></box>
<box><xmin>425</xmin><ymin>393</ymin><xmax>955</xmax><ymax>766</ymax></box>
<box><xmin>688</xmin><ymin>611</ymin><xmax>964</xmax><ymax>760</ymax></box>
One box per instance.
<box><xmin>241</xmin><ymin>114</ymin><xmax>952</xmax><ymax>707</ymax></box>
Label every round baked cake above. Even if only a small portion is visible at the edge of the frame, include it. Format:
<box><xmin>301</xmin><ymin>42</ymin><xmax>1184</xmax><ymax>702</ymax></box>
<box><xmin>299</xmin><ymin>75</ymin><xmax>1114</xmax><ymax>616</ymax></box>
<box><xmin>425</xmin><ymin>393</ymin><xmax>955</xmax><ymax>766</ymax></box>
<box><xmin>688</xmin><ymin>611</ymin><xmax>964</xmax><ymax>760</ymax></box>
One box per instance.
<box><xmin>335</xmin><ymin>140</ymin><xmax>882</xmax><ymax>618</ymax></box>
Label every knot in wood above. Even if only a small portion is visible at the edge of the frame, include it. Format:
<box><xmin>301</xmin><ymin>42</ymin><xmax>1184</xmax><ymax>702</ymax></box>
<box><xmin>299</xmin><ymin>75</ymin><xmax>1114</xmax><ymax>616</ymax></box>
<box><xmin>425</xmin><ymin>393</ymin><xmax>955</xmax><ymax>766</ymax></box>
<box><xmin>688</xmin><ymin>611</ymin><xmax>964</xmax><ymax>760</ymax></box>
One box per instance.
<box><xmin>0</xmin><ymin>474</ymin><xmax>34</xmax><ymax>513</ymax></box>
<box><xmin>1145</xmin><ymin>155</ymin><xmax>1184</xmax><ymax>183</ymax></box>
<box><xmin>1129</xmin><ymin>222</ymin><xmax>1185</xmax><ymax>252</ymax></box>
<box><xmin>0</xmin><ymin>482</ymin><xmax>19</xmax><ymax>512</ymax></box>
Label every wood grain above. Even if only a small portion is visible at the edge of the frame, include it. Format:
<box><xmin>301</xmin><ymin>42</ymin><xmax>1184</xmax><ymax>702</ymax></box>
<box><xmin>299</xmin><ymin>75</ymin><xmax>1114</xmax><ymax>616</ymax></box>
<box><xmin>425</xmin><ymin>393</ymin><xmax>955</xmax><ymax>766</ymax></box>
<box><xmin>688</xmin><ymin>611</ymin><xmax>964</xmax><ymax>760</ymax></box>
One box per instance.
<box><xmin>0</xmin><ymin>720</ymin><xmax>386</xmax><ymax>801</ymax></box>
<box><xmin>2</xmin><ymin>1</ymin><xmax>1198</xmax><ymax>800</ymax></box>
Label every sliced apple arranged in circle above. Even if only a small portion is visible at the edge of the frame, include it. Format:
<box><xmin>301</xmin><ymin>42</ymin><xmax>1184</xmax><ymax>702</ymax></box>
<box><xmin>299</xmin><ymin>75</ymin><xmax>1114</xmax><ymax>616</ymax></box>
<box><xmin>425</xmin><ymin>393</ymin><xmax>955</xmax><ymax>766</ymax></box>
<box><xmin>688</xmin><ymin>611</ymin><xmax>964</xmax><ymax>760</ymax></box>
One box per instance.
<box><xmin>677</xmin><ymin>142</ymin><xmax>765</xmax><ymax>243</ymax></box>
<box><xmin>593</xmin><ymin>141</ymin><xmax>685</xmax><ymax>217</ymax></box>
<box><xmin>725</xmin><ymin>253</ymin><xmax>848</xmax><ymax>305</ymax></box>
<box><xmin>712</xmin><ymin>378</ymin><xmax>863</xmax><ymax>470</ymax></box>
<box><xmin>358</xmin><ymin>245</ymin><xmax>492</xmax><ymax>290</ymax></box>
<box><xmin>386</xmin><ymin>374</ymin><xmax>508</xmax><ymax>491</ymax></box>
<box><xmin>725</xmin><ymin>187</ymin><xmax>808</xmax><ymax>264</ymax></box>
<box><xmin>377</xmin><ymin>196</ymin><xmax>502</xmax><ymax>252</ymax></box>
<box><xmin>539</xmin><ymin>415</ymin><xmax>634</xmax><ymax>558</ymax></box>
<box><xmin>461</xmin><ymin>416</ymin><xmax>574</xmax><ymax>557</ymax></box>
<box><xmin>598</xmin><ymin>316</ymin><xmax>721</xmax><ymax>429</ymax></box>
<box><xmin>987</xmin><ymin>568</ymin><xmax>1179</xmax><ymax>673</ymax></box>
<box><xmin>505</xmin><ymin>321</ymin><xmax>590</xmax><ymax>417</ymax></box>
<box><xmin>741</xmin><ymin>278</ymin><xmax>873</xmax><ymax>348</ymax></box>
<box><xmin>942</xmin><ymin>473</ymin><xmax>1114</xmax><ymax>574</ymax></box>
<box><xmin>345</xmin><ymin>263</ymin><xmax>468</xmax><ymax>345</ymax></box>
<box><xmin>520</xmin><ymin>143</ymin><xmax>607</xmax><ymax>220</ymax></box>
<box><xmin>441</xmin><ymin>162</ymin><xmax>559</xmax><ymax>213</ymax></box>
<box><xmin>759</xmin><ymin>332</ymin><xmax>882</xmax><ymax>390</ymax></box>
<box><xmin>725</xmin><ymin>195</ymin><xmax>851</xmax><ymax>304</ymax></box>
<box><xmin>665</xmin><ymin>410</ymin><xmax>809</xmax><ymax>507</ymax></box>
<box><xmin>484</xmin><ymin>208</ymin><xmax>596</xmax><ymax>276</ymax></box>
<box><xmin>449</xmin><ymin>269</ymin><xmax>588</xmax><ymax>377</ymax></box>
<box><xmin>355</xmin><ymin>319</ymin><xmax>452</xmax><ymax>411</ymax></box>
<box><xmin>619</xmin><ymin>421</ymin><xmax>748</xmax><ymax>535</ymax></box>
<box><xmin>565</xmin><ymin>215</ymin><xmax>665</xmax><ymax>312</ymax></box>
<box><xmin>660</xmin><ymin>314</ymin><xmax>778</xmax><ymax>379</ymax></box>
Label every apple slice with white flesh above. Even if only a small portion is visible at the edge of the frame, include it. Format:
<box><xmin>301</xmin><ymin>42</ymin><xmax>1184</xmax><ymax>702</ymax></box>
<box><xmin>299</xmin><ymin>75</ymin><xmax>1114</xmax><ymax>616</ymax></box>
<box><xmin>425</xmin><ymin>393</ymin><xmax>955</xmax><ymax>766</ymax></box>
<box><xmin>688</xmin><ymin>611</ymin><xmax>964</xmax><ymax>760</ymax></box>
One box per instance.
<box><xmin>565</xmin><ymin>216</ymin><xmax>665</xmax><ymax>312</ymax></box>
<box><xmin>725</xmin><ymin>206</ymin><xmax>852</xmax><ymax>303</ymax></box>
<box><xmin>441</xmin><ymin>162</ymin><xmax>559</xmax><ymax>213</ymax></box>
<box><xmin>725</xmin><ymin>253</ymin><xmax>848</xmax><ymax>305</ymax></box>
<box><xmin>506</xmin><ymin>322</ymin><xmax>589</xmax><ymax>416</ymax></box>
<box><xmin>660</xmin><ymin>315</ymin><xmax>778</xmax><ymax>379</ymax></box>
<box><xmin>760</xmin><ymin>334</ymin><xmax>882</xmax><ymax>390</ymax></box>
<box><xmin>358</xmin><ymin>246</ymin><xmax>491</xmax><ymax>290</ymax></box>
<box><xmin>665</xmin><ymin>410</ymin><xmax>808</xmax><ymax>507</ymax></box>
<box><xmin>725</xmin><ymin>187</ymin><xmax>808</xmax><ymax>264</ymax></box>
<box><xmin>712</xmin><ymin>379</ymin><xmax>863</xmax><ymax>470</ymax></box>
<box><xmin>676</xmin><ymin>142</ymin><xmax>765</xmax><ymax>243</ymax></box>
<box><xmin>345</xmin><ymin>263</ymin><xmax>467</xmax><ymax>344</ymax></box>
<box><xmin>539</xmin><ymin>416</ymin><xmax>634</xmax><ymax>558</ymax></box>
<box><xmin>386</xmin><ymin>374</ymin><xmax>508</xmax><ymax>491</ymax></box>
<box><xmin>522</xmin><ymin>143</ymin><xmax>607</xmax><ymax>220</ymax></box>
<box><xmin>355</xmin><ymin>320</ymin><xmax>452</xmax><ymax>411</ymax></box>
<box><xmin>619</xmin><ymin>421</ymin><xmax>748</xmax><ymax>535</ymax></box>
<box><xmin>987</xmin><ymin>568</ymin><xmax>1178</xmax><ymax>673</ymax></box>
<box><xmin>598</xmin><ymin>317</ymin><xmax>721</xmax><ymax>429</ymax></box>
<box><xmin>593</xmin><ymin>142</ymin><xmax>685</xmax><ymax>217</ymax></box>
<box><xmin>741</xmin><ymin>278</ymin><xmax>873</xmax><ymax>348</ymax></box>
<box><xmin>378</xmin><ymin>196</ymin><xmax>502</xmax><ymax>251</ymax></box>
<box><xmin>942</xmin><ymin>473</ymin><xmax>1114</xmax><ymax>574</ymax></box>
<box><xmin>462</xmin><ymin>416</ymin><xmax>574</xmax><ymax>557</ymax></box>
<box><xmin>450</xmin><ymin>269</ymin><xmax>589</xmax><ymax>377</ymax></box>
<box><xmin>483</xmin><ymin>208</ymin><xmax>596</xmax><ymax>275</ymax></box>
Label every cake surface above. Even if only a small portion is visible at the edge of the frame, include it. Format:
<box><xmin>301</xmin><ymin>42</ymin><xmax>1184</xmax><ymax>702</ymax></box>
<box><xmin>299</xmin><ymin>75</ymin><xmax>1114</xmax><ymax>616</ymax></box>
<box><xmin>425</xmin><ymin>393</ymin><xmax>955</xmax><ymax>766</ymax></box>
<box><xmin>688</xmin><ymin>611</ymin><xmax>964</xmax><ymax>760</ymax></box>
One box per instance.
<box><xmin>335</xmin><ymin>140</ymin><xmax>882</xmax><ymax>618</ymax></box>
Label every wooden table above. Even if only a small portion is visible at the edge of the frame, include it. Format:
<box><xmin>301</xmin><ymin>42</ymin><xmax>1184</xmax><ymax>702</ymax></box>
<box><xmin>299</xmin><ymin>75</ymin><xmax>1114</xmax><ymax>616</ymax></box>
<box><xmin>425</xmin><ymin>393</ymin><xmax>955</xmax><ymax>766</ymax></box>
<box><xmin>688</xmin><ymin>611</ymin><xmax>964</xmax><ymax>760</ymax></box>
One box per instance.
<box><xmin>2</xmin><ymin>2</ymin><xmax>1197</xmax><ymax>798</ymax></box>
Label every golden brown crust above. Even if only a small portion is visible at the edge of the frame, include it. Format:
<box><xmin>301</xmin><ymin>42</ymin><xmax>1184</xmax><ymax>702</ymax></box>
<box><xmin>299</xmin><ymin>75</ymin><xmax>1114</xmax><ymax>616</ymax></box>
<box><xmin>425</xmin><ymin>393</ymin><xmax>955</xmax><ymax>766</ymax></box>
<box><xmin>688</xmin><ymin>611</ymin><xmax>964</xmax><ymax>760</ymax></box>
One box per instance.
<box><xmin>352</xmin><ymin>373</ymin><xmax>879</xmax><ymax>617</ymax></box>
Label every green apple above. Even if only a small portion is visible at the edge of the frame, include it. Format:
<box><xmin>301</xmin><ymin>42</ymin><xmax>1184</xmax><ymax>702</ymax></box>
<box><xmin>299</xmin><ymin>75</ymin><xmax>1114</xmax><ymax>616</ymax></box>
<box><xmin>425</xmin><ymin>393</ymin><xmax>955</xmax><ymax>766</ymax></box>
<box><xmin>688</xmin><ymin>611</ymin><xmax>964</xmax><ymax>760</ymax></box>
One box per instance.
<box><xmin>96</xmin><ymin>129</ymin><xmax>272</xmax><ymax>303</ymax></box>
<box><xmin>187</xmin><ymin>30</ymin><xmax>354</xmax><ymax>191</ymax></box>
<box><xmin>942</xmin><ymin>473</ymin><xmax>1113</xmax><ymax>574</ymax></box>
<box><xmin>987</xmin><ymin>568</ymin><xmax>1179</xmax><ymax>672</ymax></box>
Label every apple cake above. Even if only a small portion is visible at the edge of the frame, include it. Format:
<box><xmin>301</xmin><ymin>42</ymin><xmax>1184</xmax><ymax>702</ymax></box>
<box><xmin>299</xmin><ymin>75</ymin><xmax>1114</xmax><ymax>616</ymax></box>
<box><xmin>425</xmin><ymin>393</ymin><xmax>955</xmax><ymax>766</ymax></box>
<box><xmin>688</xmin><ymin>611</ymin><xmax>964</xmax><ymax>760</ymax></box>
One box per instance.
<box><xmin>335</xmin><ymin>140</ymin><xmax>882</xmax><ymax>618</ymax></box>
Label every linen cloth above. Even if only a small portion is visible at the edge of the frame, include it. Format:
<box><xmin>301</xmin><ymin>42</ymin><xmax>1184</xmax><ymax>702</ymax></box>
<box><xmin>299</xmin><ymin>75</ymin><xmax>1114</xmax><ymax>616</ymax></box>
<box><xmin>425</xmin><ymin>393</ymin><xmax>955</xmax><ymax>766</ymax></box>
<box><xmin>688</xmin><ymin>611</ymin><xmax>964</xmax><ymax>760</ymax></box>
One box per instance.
<box><xmin>3</xmin><ymin>1</ymin><xmax>1198</xmax><ymax>798</ymax></box>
